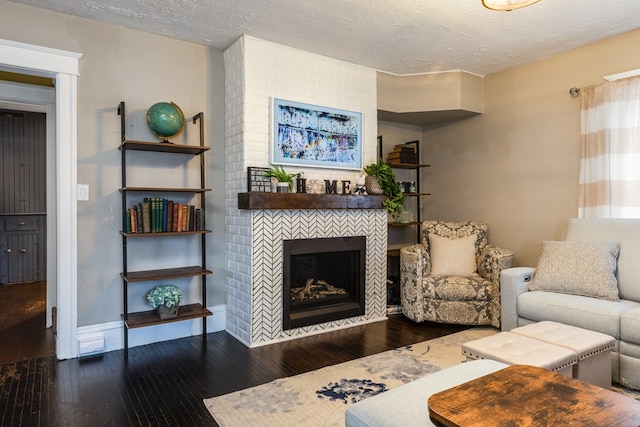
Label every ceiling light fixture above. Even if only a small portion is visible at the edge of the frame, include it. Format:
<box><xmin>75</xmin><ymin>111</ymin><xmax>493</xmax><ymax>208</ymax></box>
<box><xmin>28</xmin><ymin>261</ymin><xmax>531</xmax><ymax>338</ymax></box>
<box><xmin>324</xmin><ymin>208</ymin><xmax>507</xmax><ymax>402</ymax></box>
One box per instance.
<box><xmin>482</xmin><ymin>0</ymin><xmax>541</xmax><ymax>11</ymax></box>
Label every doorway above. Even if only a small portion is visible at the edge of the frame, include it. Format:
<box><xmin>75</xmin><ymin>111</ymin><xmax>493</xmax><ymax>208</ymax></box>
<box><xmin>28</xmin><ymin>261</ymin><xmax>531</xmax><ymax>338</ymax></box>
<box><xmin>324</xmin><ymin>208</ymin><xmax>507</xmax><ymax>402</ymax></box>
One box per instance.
<box><xmin>0</xmin><ymin>107</ymin><xmax>55</xmax><ymax>362</ymax></box>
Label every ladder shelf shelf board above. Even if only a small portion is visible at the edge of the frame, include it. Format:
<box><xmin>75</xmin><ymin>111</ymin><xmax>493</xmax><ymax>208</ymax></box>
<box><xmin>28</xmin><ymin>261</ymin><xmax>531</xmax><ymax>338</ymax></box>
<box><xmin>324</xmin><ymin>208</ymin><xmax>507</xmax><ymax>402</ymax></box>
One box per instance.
<box><xmin>121</xmin><ymin>266</ymin><xmax>212</xmax><ymax>283</ymax></box>
<box><xmin>118</xmin><ymin>139</ymin><xmax>210</xmax><ymax>155</ymax></box>
<box><xmin>124</xmin><ymin>303</ymin><xmax>212</xmax><ymax>329</ymax></box>
<box><xmin>120</xmin><ymin>230</ymin><xmax>211</xmax><ymax>237</ymax></box>
<box><xmin>120</xmin><ymin>187</ymin><xmax>211</xmax><ymax>193</ymax></box>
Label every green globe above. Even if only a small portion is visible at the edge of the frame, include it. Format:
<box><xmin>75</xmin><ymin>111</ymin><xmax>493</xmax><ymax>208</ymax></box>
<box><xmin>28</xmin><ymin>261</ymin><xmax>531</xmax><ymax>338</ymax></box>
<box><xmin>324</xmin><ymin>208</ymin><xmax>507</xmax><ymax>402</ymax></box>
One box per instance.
<box><xmin>146</xmin><ymin>102</ymin><xmax>185</xmax><ymax>140</ymax></box>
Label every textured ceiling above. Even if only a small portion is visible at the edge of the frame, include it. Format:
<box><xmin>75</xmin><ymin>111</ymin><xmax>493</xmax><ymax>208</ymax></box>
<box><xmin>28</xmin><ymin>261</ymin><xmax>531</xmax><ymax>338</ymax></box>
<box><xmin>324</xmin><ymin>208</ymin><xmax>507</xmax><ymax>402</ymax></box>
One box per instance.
<box><xmin>8</xmin><ymin>0</ymin><xmax>640</xmax><ymax>75</ymax></box>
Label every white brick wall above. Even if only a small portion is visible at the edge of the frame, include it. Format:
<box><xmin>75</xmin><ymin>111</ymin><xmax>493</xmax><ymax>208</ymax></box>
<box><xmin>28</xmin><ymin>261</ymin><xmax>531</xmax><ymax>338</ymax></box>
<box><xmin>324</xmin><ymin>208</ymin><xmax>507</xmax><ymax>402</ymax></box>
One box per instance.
<box><xmin>224</xmin><ymin>35</ymin><xmax>381</xmax><ymax>346</ymax></box>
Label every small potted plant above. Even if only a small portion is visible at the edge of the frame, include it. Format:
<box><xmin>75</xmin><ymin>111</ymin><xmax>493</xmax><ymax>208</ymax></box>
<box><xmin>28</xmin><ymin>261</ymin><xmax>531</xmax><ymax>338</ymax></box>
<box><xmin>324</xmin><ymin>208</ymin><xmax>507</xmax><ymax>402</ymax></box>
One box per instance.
<box><xmin>363</xmin><ymin>159</ymin><xmax>405</xmax><ymax>217</ymax></box>
<box><xmin>264</xmin><ymin>165</ymin><xmax>297</xmax><ymax>192</ymax></box>
<box><xmin>147</xmin><ymin>284</ymin><xmax>182</xmax><ymax>319</ymax></box>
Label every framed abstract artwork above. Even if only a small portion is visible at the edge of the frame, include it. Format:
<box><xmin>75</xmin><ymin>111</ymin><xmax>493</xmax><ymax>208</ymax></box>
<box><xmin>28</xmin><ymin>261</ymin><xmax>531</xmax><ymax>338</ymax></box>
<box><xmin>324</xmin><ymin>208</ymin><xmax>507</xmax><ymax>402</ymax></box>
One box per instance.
<box><xmin>271</xmin><ymin>98</ymin><xmax>362</xmax><ymax>170</ymax></box>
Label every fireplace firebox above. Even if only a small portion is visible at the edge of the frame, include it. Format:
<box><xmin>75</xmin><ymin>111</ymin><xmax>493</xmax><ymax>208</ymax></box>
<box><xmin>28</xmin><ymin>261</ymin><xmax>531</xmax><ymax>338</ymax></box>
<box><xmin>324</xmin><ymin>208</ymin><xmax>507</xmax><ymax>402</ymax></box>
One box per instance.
<box><xmin>282</xmin><ymin>236</ymin><xmax>366</xmax><ymax>330</ymax></box>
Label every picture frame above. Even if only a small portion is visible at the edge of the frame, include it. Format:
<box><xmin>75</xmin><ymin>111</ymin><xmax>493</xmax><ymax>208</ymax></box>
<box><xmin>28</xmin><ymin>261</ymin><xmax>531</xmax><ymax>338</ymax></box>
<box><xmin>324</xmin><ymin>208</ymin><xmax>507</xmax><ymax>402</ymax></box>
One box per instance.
<box><xmin>271</xmin><ymin>98</ymin><xmax>362</xmax><ymax>170</ymax></box>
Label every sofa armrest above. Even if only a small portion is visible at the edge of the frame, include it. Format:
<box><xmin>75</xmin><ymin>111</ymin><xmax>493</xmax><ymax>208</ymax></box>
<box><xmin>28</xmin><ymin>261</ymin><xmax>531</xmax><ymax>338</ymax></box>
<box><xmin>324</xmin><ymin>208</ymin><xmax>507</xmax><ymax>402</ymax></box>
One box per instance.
<box><xmin>500</xmin><ymin>267</ymin><xmax>536</xmax><ymax>331</ymax></box>
<box><xmin>400</xmin><ymin>244</ymin><xmax>429</xmax><ymax>321</ymax></box>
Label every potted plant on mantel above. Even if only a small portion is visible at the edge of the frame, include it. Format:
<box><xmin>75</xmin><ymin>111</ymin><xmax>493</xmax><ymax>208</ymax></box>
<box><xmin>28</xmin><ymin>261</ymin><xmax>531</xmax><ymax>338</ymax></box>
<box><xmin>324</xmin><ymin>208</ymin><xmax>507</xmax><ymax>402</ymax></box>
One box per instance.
<box><xmin>147</xmin><ymin>284</ymin><xmax>182</xmax><ymax>319</ymax></box>
<box><xmin>264</xmin><ymin>165</ymin><xmax>297</xmax><ymax>193</ymax></box>
<box><xmin>363</xmin><ymin>159</ymin><xmax>405</xmax><ymax>218</ymax></box>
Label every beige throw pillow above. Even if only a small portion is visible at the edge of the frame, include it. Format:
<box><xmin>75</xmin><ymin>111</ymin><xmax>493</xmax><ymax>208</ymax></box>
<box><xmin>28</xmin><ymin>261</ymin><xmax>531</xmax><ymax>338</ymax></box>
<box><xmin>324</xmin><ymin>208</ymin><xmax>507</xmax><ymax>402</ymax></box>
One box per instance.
<box><xmin>429</xmin><ymin>233</ymin><xmax>477</xmax><ymax>276</ymax></box>
<box><xmin>529</xmin><ymin>240</ymin><xmax>620</xmax><ymax>301</ymax></box>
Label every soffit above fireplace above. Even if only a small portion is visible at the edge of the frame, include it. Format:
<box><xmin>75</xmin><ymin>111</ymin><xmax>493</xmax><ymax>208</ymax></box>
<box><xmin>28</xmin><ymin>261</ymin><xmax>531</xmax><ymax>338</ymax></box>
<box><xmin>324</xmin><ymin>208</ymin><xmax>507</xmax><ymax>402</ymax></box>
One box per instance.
<box><xmin>238</xmin><ymin>193</ymin><xmax>387</xmax><ymax>210</ymax></box>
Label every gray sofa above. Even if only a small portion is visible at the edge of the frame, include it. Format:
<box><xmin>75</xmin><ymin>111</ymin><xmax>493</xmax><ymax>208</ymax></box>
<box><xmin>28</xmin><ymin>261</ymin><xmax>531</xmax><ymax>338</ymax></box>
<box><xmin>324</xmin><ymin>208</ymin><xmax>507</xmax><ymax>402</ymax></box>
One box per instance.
<box><xmin>501</xmin><ymin>218</ymin><xmax>640</xmax><ymax>389</ymax></box>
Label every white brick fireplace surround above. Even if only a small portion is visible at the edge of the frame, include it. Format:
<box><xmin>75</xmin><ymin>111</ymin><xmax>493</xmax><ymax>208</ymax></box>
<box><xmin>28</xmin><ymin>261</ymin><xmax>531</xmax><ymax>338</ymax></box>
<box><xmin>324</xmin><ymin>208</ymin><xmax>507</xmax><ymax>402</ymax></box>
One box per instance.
<box><xmin>223</xmin><ymin>35</ymin><xmax>383</xmax><ymax>347</ymax></box>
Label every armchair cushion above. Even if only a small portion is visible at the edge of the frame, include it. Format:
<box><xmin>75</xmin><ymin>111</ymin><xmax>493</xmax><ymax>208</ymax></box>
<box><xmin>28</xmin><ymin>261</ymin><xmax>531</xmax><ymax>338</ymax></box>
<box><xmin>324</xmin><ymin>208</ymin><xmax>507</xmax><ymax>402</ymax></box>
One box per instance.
<box><xmin>529</xmin><ymin>240</ymin><xmax>620</xmax><ymax>301</ymax></box>
<box><xmin>429</xmin><ymin>233</ymin><xmax>477</xmax><ymax>276</ymax></box>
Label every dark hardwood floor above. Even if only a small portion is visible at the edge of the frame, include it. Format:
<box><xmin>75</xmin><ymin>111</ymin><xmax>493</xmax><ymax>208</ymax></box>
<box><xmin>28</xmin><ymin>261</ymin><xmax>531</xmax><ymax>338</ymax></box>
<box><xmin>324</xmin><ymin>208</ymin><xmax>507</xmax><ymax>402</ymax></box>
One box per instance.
<box><xmin>0</xmin><ymin>310</ymin><xmax>469</xmax><ymax>426</ymax></box>
<box><xmin>0</xmin><ymin>281</ymin><xmax>55</xmax><ymax>365</ymax></box>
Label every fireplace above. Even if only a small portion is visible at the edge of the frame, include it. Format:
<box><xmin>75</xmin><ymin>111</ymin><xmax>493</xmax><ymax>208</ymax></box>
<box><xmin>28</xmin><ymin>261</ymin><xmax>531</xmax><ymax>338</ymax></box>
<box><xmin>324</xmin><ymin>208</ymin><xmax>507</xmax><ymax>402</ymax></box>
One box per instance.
<box><xmin>282</xmin><ymin>236</ymin><xmax>366</xmax><ymax>330</ymax></box>
<box><xmin>228</xmin><ymin>206</ymin><xmax>387</xmax><ymax>347</ymax></box>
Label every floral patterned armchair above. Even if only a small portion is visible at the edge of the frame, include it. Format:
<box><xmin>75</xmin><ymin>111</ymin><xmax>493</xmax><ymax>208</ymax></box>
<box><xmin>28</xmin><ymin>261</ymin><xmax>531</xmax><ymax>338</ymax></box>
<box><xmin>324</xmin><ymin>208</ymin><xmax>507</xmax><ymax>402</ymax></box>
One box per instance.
<box><xmin>400</xmin><ymin>221</ymin><xmax>514</xmax><ymax>328</ymax></box>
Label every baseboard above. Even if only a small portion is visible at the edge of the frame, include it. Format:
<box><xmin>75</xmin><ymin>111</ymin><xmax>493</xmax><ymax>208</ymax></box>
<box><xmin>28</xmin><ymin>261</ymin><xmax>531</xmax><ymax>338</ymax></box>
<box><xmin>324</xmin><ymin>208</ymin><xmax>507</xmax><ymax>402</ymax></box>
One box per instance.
<box><xmin>76</xmin><ymin>304</ymin><xmax>226</xmax><ymax>356</ymax></box>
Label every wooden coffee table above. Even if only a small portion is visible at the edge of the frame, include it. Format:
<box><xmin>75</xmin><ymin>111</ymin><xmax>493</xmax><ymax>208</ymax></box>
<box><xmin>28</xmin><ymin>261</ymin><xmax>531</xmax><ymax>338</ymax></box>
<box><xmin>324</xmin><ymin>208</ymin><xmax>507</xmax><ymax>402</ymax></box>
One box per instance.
<box><xmin>428</xmin><ymin>365</ymin><xmax>640</xmax><ymax>427</ymax></box>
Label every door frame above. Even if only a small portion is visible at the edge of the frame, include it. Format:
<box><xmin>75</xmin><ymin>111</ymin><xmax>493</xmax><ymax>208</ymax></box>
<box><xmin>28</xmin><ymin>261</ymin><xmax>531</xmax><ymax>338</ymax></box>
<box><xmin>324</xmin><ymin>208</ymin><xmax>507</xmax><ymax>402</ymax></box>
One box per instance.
<box><xmin>0</xmin><ymin>38</ymin><xmax>81</xmax><ymax>359</ymax></box>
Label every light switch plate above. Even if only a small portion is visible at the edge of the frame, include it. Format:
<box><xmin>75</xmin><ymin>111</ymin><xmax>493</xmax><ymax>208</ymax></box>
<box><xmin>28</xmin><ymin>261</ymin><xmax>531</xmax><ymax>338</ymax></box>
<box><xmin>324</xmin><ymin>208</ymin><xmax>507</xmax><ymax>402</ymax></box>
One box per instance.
<box><xmin>77</xmin><ymin>184</ymin><xmax>89</xmax><ymax>201</ymax></box>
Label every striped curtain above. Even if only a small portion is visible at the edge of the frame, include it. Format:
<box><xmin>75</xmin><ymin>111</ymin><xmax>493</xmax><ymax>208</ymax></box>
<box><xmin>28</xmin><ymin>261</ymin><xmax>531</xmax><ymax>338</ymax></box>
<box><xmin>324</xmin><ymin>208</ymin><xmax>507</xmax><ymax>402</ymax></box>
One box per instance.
<box><xmin>579</xmin><ymin>75</ymin><xmax>640</xmax><ymax>218</ymax></box>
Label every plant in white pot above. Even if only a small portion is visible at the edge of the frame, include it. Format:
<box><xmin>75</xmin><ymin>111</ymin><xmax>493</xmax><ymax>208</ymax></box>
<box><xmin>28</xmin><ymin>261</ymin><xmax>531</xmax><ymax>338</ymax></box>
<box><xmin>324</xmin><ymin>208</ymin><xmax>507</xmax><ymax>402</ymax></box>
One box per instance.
<box><xmin>147</xmin><ymin>284</ymin><xmax>182</xmax><ymax>319</ymax></box>
<box><xmin>264</xmin><ymin>165</ymin><xmax>297</xmax><ymax>192</ymax></box>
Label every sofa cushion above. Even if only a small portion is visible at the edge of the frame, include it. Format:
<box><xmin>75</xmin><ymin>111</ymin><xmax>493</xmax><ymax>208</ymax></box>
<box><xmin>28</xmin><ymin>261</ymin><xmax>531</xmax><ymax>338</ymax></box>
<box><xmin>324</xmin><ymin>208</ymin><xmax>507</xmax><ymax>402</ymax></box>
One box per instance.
<box><xmin>429</xmin><ymin>233</ymin><xmax>477</xmax><ymax>276</ymax></box>
<box><xmin>517</xmin><ymin>291</ymin><xmax>640</xmax><ymax>339</ymax></box>
<box><xmin>565</xmin><ymin>218</ymin><xmax>640</xmax><ymax>302</ymax></box>
<box><xmin>529</xmin><ymin>240</ymin><xmax>620</xmax><ymax>301</ymax></box>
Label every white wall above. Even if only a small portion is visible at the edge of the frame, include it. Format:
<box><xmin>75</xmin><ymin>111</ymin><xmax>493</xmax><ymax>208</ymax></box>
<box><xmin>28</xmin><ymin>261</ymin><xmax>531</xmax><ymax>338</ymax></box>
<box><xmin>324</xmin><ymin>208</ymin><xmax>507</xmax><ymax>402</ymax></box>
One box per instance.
<box><xmin>224</xmin><ymin>35</ymin><xmax>378</xmax><ymax>344</ymax></box>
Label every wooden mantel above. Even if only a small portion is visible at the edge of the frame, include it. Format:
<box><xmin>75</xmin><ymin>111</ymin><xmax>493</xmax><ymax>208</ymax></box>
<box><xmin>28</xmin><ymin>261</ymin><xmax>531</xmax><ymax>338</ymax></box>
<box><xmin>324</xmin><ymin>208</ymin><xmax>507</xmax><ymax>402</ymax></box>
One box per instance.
<box><xmin>238</xmin><ymin>192</ymin><xmax>387</xmax><ymax>210</ymax></box>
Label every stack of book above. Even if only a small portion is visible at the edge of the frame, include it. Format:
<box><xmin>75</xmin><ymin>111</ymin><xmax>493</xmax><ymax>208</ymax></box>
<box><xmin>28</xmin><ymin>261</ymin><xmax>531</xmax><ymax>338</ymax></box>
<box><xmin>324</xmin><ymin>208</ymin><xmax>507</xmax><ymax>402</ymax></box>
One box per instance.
<box><xmin>125</xmin><ymin>198</ymin><xmax>204</xmax><ymax>233</ymax></box>
<box><xmin>387</xmin><ymin>143</ymin><xmax>418</xmax><ymax>164</ymax></box>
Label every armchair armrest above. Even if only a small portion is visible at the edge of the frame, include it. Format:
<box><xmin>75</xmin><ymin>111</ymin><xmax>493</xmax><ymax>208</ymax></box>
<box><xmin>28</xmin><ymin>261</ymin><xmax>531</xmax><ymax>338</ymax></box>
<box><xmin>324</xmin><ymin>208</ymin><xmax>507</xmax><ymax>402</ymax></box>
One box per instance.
<box><xmin>478</xmin><ymin>245</ymin><xmax>515</xmax><ymax>284</ymax></box>
<box><xmin>400</xmin><ymin>244</ymin><xmax>429</xmax><ymax>322</ymax></box>
<box><xmin>478</xmin><ymin>245</ymin><xmax>515</xmax><ymax>328</ymax></box>
<box><xmin>500</xmin><ymin>267</ymin><xmax>536</xmax><ymax>331</ymax></box>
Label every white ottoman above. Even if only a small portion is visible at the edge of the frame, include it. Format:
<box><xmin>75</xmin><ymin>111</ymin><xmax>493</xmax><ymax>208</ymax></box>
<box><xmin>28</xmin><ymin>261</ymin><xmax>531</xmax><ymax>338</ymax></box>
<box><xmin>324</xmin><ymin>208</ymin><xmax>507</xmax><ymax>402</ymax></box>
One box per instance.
<box><xmin>511</xmin><ymin>321</ymin><xmax>615</xmax><ymax>389</ymax></box>
<box><xmin>462</xmin><ymin>331</ymin><xmax>577</xmax><ymax>377</ymax></box>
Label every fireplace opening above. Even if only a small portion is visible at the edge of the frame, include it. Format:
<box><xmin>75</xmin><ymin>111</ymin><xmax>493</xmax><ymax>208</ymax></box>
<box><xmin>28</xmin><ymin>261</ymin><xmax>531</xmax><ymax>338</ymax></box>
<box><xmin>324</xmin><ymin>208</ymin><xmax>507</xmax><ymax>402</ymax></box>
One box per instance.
<box><xmin>283</xmin><ymin>236</ymin><xmax>366</xmax><ymax>330</ymax></box>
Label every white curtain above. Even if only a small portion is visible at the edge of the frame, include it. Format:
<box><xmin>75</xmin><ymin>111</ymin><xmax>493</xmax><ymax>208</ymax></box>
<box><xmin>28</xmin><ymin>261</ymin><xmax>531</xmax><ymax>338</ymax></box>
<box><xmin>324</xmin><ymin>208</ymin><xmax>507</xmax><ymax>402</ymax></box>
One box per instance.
<box><xmin>579</xmin><ymin>75</ymin><xmax>640</xmax><ymax>218</ymax></box>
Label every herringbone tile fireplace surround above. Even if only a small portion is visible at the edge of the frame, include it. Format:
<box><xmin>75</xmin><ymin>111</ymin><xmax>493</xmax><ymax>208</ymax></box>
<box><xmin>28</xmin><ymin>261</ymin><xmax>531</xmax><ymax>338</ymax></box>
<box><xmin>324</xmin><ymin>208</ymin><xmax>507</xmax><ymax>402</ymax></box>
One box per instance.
<box><xmin>228</xmin><ymin>208</ymin><xmax>388</xmax><ymax>347</ymax></box>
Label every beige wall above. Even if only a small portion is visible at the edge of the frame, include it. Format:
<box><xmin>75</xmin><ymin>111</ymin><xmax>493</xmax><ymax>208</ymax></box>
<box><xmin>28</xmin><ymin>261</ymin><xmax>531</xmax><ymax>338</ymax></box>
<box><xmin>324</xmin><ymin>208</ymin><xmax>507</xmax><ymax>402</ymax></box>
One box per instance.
<box><xmin>0</xmin><ymin>2</ymin><xmax>226</xmax><ymax>327</ymax></box>
<box><xmin>378</xmin><ymin>71</ymin><xmax>483</xmax><ymax>114</ymax></box>
<box><xmin>422</xmin><ymin>28</ymin><xmax>640</xmax><ymax>266</ymax></box>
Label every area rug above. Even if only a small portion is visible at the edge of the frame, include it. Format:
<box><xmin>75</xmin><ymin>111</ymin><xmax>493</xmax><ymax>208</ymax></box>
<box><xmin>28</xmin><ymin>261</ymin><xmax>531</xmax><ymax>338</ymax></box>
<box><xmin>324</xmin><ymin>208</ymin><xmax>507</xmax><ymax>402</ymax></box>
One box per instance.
<box><xmin>204</xmin><ymin>328</ymin><xmax>640</xmax><ymax>426</ymax></box>
<box><xmin>204</xmin><ymin>327</ymin><xmax>497</xmax><ymax>426</ymax></box>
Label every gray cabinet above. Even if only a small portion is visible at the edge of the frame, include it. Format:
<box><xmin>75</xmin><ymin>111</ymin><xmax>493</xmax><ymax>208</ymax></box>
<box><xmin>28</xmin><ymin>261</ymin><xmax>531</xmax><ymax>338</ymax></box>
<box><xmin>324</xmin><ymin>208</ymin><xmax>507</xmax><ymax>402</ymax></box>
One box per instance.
<box><xmin>0</xmin><ymin>214</ymin><xmax>45</xmax><ymax>284</ymax></box>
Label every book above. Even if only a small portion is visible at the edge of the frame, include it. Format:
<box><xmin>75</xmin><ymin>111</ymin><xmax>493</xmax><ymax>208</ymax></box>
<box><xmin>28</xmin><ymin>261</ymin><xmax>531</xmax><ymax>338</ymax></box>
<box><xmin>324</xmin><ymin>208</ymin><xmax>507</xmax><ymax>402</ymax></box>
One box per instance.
<box><xmin>136</xmin><ymin>205</ymin><xmax>143</xmax><ymax>233</ymax></box>
<box><xmin>157</xmin><ymin>198</ymin><xmax>162</xmax><ymax>232</ymax></box>
<box><xmin>182</xmin><ymin>204</ymin><xmax>188</xmax><ymax>231</ymax></box>
<box><xmin>173</xmin><ymin>202</ymin><xmax>181</xmax><ymax>232</ymax></box>
<box><xmin>167</xmin><ymin>200</ymin><xmax>174</xmax><ymax>232</ymax></box>
<box><xmin>387</xmin><ymin>151</ymin><xmax>418</xmax><ymax>163</ymax></box>
<box><xmin>162</xmin><ymin>198</ymin><xmax>168</xmax><ymax>232</ymax></box>
<box><xmin>124</xmin><ymin>208</ymin><xmax>136</xmax><ymax>233</ymax></box>
<box><xmin>189</xmin><ymin>205</ymin><xmax>195</xmax><ymax>231</ymax></box>
<box><xmin>142</xmin><ymin>200</ymin><xmax>151</xmax><ymax>233</ymax></box>
<box><xmin>152</xmin><ymin>198</ymin><xmax>158</xmax><ymax>233</ymax></box>
<box><xmin>176</xmin><ymin>203</ymin><xmax>183</xmax><ymax>232</ymax></box>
